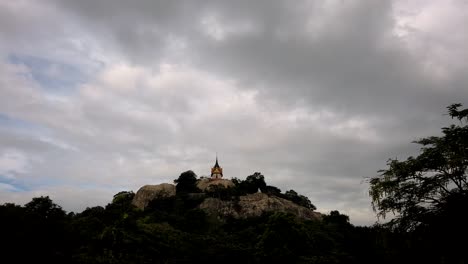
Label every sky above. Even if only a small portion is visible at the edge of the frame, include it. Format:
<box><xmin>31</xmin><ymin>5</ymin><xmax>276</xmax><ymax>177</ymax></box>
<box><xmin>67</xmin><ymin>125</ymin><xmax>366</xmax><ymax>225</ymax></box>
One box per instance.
<box><xmin>1</xmin><ymin>0</ymin><xmax>467</xmax><ymax>225</ymax></box>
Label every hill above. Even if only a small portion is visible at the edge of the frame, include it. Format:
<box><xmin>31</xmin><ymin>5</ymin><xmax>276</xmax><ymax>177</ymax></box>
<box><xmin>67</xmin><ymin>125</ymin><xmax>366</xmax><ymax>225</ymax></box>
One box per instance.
<box><xmin>132</xmin><ymin>178</ymin><xmax>322</xmax><ymax>221</ymax></box>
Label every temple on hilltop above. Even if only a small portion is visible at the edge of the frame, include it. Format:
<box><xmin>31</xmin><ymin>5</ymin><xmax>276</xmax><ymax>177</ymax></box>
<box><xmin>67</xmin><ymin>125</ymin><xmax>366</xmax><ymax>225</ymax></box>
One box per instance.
<box><xmin>211</xmin><ymin>156</ymin><xmax>223</xmax><ymax>180</ymax></box>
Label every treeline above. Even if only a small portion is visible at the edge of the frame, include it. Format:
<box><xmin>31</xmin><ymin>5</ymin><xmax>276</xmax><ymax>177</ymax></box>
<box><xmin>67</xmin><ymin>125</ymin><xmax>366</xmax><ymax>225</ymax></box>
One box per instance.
<box><xmin>0</xmin><ymin>173</ymin><xmax>447</xmax><ymax>264</ymax></box>
<box><xmin>1</xmin><ymin>192</ymin><xmax>406</xmax><ymax>264</ymax></box>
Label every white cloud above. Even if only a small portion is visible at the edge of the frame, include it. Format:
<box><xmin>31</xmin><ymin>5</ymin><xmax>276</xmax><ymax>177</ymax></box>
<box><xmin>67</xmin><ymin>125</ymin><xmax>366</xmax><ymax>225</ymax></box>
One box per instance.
<box><xmin>200</xmin><ymin>13</ymin><xmax>257</xmax><ymax>41</ymax></box>
<box><xmin>0</xmin><ymin>149</ymin><xmax>29</xmax><ymax>178</ymax></box>
<box><xmin>393</xmin><ymin>0</ymin><xmax>468</xmax><ymax>79</ymax></box>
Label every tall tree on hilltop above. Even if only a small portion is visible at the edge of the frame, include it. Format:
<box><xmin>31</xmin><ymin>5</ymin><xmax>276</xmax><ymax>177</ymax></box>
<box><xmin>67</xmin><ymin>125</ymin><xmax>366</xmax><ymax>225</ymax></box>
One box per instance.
<box><xmin>174</xmin><ymin>170</ymin><xmax>200</xmax><ymax>194</ymax></box>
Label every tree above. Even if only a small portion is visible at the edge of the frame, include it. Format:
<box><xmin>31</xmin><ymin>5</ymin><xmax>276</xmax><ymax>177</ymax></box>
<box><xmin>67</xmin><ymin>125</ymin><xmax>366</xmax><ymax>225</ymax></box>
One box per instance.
<box><xmin>174</xmin><ymin>170</ymin><xmax>200</xmax><ymax>194</ymax></box>
<box><xmin>263</xmin><ymin>185</ymin><xmax>281</xmax><ymax>195</ymax></box>
<box><xmin>256</xmin><ymin>213</ymin><xmax>311</xmax><ymax>262</ymax></box>
<box><xmin>323</xmin><ymin>210</ymin><xmax>350</xmax><ymax>227</ymax></box>
<box><xmin>285</xmin><ymin>190</ymin><xmax>317</xmax><ymax>210</ymax></box>
<box><xmin>112</xmin><ymin>191</ymin><xmax>135</xmax><ymax>204</ymax></box>
<box><xmin>245</xmin><ymin>172</ymin><xmax>267</xmax><ymax>193</ymax></box>
<box><xmin>24</xmin><ymin>196</ymin><xmax>66</xmax><ymax>220</ymax></box>
<box><xmin>21</xmin><ymin>196</ymin><xmax>69</xmax><ymax>262</ymax></box>
<box><xmin>369</xmin><ymin>104</ymin><xmax>468</xmax><ymax>230</ymax></box>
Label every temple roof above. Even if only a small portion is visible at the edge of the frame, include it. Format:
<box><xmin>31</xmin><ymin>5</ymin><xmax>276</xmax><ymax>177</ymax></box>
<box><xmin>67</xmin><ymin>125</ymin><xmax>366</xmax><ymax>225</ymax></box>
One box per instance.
<box><xmin>213</xmin><ymin>156</ymin><xmax>220</xmax><ymax>168</ymax></box>
<box><xmin>211</xmin><ymin>156</ymin><xmax>223</xmax><ymax>177</ymax></box>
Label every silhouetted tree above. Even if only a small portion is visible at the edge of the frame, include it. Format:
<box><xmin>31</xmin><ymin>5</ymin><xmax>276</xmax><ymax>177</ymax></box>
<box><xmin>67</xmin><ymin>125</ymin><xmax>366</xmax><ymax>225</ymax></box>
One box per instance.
<box><xmin>285</xmin><ymin>190</ymin><xmax>317</xmax><ymax>210</ymax></box>
<box><xmin>369</xmin><ymin>103</ymin><xmax>468</xmax><ymax>231</ymax></box>
<box><xmin>369</xmin><ymin>103</ymin><xmax>468</xmax><ymax>264</ymax></box>
<box><xmin>323</xmin><ymin>210</ymin><xmax>351</xmax><ymax>227</ymax></box>
<box><xmin>174</xmin><ymin>170</ymin><xmax>200</xmax><ymax>194</ymax></box>
<box><xmin>263</xmin><ymin>185</ymin><xmax>281</xmax><ymax>195</ymax></box>
<box><xmin>245</xmin><ymin>172</ymin><xmax>267</xmax><ymax>193</ymax></box>
<box><xmin>22</xmin><ymin>196</ymin><xmax>68</xmax><ymax>262</ymax></box>
<box><xmin>24</xmin><ymin>196</ymin><xmax>66</xmax><ymax>220</ymax></box>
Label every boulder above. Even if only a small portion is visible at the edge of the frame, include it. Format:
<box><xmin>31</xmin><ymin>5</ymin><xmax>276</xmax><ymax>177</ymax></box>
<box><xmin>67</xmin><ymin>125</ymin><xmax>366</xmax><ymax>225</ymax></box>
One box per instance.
<box><xmin>132</xmin><ymin>183</ymin><xmax>176</xmax><ymax>209</ymax></box>
<box><xmin>196</xmin><ymin>178</ymin><xmax>234</xmax><ymax>191</ymax></box>
<box><xmin>198</xmin><ymin>192</ymin><xmax>322</xmax><ymax>221</ymax></box>
<box><xmin>132</xmin><ymin>180</ymin><xmax>321</xmax><ymax>221</ymax></box>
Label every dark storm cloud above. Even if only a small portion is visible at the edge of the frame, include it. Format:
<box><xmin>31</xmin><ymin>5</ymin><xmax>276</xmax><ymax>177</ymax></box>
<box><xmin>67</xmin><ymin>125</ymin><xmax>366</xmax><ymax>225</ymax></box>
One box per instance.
<box><xmin>51</xmin><ymin>1</ymin><xmax>468</xmax><ymax>141</ymax></box>
<box><xmin>53</xmin><ymin>0</ymin><xmax>467</xmax><ymax>113</ymax></box>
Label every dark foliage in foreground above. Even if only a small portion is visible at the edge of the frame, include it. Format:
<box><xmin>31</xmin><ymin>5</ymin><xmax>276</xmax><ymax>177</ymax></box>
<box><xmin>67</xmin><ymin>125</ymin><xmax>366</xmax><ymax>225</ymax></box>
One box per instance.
<box><xmin>2</xmin><ymin>188</ymin><xmax>464</xmax><ymax>263</ymax></box>
<box><xmin>0</xmin><ymin>194</ymin><xmax>404</xmax><ymax>264</ymax></box>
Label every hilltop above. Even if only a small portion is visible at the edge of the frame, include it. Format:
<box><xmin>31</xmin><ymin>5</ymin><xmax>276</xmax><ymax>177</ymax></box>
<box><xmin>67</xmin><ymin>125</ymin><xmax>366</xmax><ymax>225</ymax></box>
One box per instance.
<box><xmin>132</xmin><ymin>171</ymin><xmax>321</xmax><ymax>221</ymax></box>
<box><xmin>132</xmin><ymin>178</ymin><xmax>321</xmax><ymax>220</ymax></box>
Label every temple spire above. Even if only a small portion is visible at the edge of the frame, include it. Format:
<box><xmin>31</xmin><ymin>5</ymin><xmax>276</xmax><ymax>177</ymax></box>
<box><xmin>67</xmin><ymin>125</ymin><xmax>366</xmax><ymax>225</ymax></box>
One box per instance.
<box><xmin>211</xmin><ymin>154</ymin><xmax>223</xmax><ymax>179</ymax></box>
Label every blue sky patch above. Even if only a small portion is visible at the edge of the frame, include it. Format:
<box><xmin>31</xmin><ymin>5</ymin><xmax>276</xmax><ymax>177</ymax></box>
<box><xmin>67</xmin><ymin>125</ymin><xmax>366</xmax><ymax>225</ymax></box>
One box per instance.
<box><xmin>0</xmin><ymin>174</ymin><xmax>30</xmax><ymax>192</ymax></box>
<box><xmin>0</xmin><ymin>113</ymin><xmax>49</xmax><ymax>135</ymax></box>
<box><xmin>8</xmin><ymin>54</ymin><xmax>86</xmax><ymax>94</ymax></box>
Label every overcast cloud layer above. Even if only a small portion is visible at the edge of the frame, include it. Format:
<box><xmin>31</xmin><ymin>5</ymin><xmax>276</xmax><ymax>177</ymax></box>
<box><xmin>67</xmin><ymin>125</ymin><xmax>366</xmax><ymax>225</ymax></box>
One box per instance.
<box><xmin>1</xmin><ymin>0</ymin><xmax>467</xmax><ymax>225</ymax></box>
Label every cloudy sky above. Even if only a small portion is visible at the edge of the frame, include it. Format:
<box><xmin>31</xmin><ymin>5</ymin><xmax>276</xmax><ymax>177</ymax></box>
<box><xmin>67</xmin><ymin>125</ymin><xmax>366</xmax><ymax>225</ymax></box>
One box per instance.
<box><xmin>1</xmin><ymin>0</ymin><xmax>467</xmax><ymax>225</ymax></box>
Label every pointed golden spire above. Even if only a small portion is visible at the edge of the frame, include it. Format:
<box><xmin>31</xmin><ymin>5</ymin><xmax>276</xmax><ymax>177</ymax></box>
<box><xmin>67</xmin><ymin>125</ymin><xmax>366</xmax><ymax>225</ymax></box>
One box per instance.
<box><xmin>211</xmin><ymin>153</ymin><xmax>223</xmax><ymax>178</ymax></box>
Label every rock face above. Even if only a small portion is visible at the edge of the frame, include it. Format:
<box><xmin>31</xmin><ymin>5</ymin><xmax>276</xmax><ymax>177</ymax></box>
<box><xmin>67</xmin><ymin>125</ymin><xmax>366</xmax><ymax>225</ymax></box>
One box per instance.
<box><xmin>132</xmin><ymin>183</ymin><xmax>176</xmax><ymax>209</ymax></box>
<box><xmin>132</xmin><ymin>180</ymin><xmax>321</xmax><ymax>221</ymax></box>
<box><xmin>198</xmin><ymin>192</ymin><xmax>322</xmax><ymax>221</ymax></box>
<box><xmin>196</xmin><ymin>178</ymin><xmax>235</xmax><ymax>191</ymax></box>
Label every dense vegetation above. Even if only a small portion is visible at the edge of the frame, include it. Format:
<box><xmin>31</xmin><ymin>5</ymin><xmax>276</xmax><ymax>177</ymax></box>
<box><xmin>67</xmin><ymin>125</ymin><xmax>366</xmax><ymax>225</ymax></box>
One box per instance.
<box><xmin>0</xmin><ymin>172</ymin><xmax>385</xmax><ymax>264</ymax></box>
<box><xmin>0</xmin><ymin>191</ymin><xmax>396</xmax><ymax>264</ymax></box>
<box><xmin>0</xmin><ymin>104</ymin><xmax>466</xmax><ymax>263</ymax></box>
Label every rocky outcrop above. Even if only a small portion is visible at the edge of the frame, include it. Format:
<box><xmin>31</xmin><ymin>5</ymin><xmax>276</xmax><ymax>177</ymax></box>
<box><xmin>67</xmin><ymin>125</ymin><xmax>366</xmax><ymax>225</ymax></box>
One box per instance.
<box><xmin>198</xmin><ymin>192</ymin><xmax>322</xmax><ymax>221</ymax></box>
<box><xmin>133</xmin><ymin>180</ymin><xmax>321</xmax><ymax>221</ymax></box>
<box><xmin>132</xmin><ymin>183</ymin><xmax>176</xmax><ymax>209</ymax></box>
<box><xmin>196</xmin><ymin>178</ymin><xmax>235</xmax><ymax>191</ymax></box>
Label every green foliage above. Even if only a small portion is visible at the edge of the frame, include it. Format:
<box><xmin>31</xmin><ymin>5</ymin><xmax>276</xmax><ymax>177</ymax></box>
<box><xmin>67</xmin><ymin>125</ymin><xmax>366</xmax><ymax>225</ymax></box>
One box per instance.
<box><xmin>112</xmin><ymin>191</ymin><xmax>135</xmax><ymax>204</ymax></box>
<box><xmin>369</xmin><ymin>104</ymin><xmax>468</xmax><ymax>231</ymax></box>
